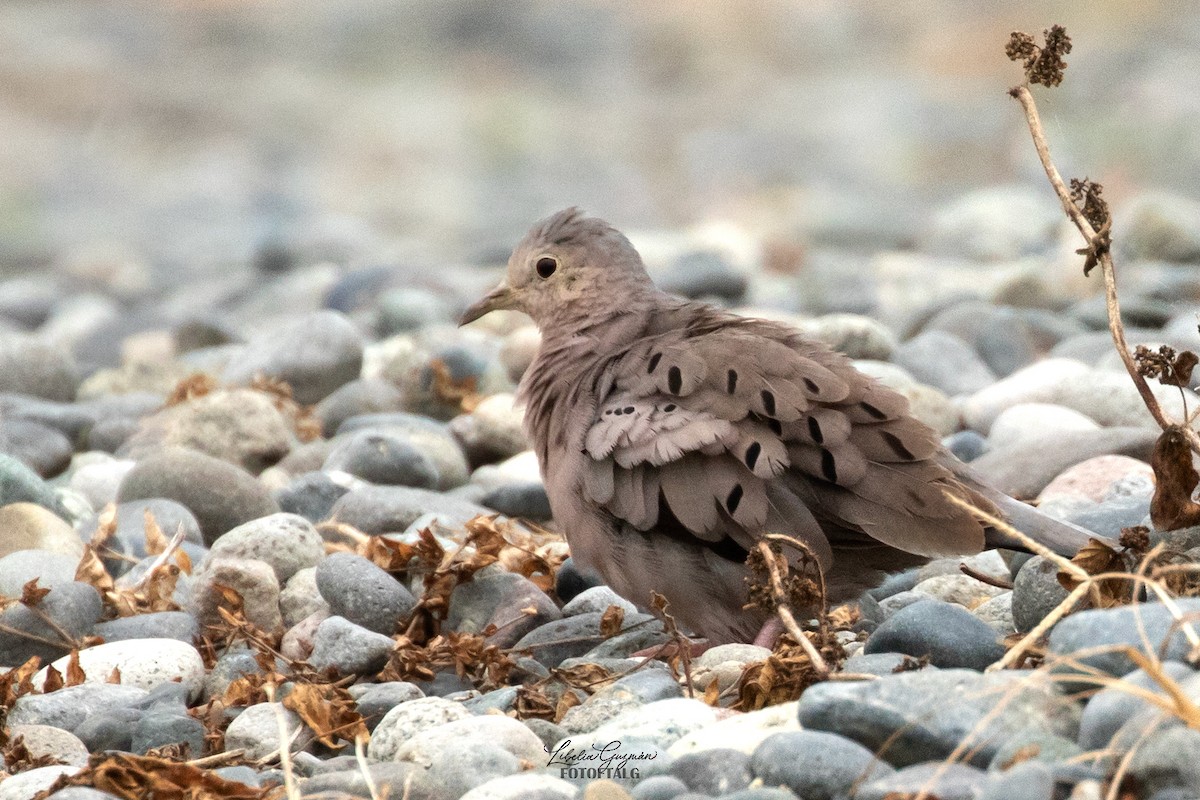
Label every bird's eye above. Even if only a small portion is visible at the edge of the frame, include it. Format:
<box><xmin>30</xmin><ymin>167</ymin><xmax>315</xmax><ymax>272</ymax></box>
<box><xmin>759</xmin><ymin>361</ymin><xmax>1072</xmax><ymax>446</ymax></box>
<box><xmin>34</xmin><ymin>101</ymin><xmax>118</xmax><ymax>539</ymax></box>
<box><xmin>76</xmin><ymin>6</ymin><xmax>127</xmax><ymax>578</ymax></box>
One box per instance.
<box><xmin>535</xmin><ymin>257</ymin><xmax>558</xmax><ymax>279</ymax></box>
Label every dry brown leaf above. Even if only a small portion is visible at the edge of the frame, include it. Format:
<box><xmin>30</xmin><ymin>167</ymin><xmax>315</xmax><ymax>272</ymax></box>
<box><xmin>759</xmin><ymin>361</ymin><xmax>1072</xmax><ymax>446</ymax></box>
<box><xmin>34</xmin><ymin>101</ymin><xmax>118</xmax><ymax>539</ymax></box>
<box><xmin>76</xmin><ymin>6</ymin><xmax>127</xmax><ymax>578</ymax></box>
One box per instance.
<box><xmin>20</xmin><ymin>579</ymin><xmax>50</xmax><ymax>606</ymax></box>
<box><xmin>281</xmin><ymin>683</ymin><xmax>368</xmax><ymax>749</ymax></box>
<box><xmin>0</xmin><ymin>657</ymin><xmax>42</xmax><ymax>708</ymax></box>
<box><xmin>1150</xmin><ymin>425</ymin><xmax>1200</xmax><ymax>531</ymax></box>
<box><xmin>166</xmin><ymin>372</ymin><xmax>218</xmax><ymax>405</ymax></box>
<box><xmin>65</xmin><ymin>650</ymin><xmax>87</xmax><ymax>687</ymax></box>
<box><xmin>43</xmin><ymin>666</ymin><xmax>63</xmax><ymax>694</ymax></box>
<box><xmin>38</xmin><ymin>751</ymin><xmax>272</xmax><ymax>800</ymax></box>
<box><xmin>552</xmin><ymin>688</ymin><xmax>582</xmax><ymax>724</ymax></box>
<box><xmin>1057</xmin><ymin>537</ymin><xmax>1132</xmax><ymax>608</ymax></box>
<box><xmin>599</xmin><ymin>605</ymin><xmax>625</xmax><ymax>639</ymax></box>
<box><xmin>74</xmin><ymin>545</ymin><xmax>115</xmax><ymax>596</ymax></box>
<box><xmin>143</xmin><ymin>510</ymin><xmax>169</xmax><ymax>556</ymax></box>
<box><xmin>107</xmin><ymin>666</ymin><xmax>122</xmax><ymax>684</ymax></box>
<box><xmin>703</xmin><ymin>677</ymin><xmax>721</xmax><ymax>707</ymax></box>
<box><xmin>361</xmin><ymin>535</ymin><xmax>416</xmax><ymax>574</ymax></box>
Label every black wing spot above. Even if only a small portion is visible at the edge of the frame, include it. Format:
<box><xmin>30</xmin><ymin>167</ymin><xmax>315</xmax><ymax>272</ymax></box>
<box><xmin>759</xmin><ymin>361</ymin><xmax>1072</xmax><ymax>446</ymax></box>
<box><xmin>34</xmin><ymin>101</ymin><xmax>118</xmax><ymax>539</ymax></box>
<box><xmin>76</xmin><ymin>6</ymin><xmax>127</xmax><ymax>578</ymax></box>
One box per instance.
<box><xmin>820</xmin><ymin>449</ymin><xmax>838</xmax><ymax>483</ymax></box>
<box><xmin>860</xmin><ymin>401</ymin><xmax>887</xmax><ymax>420</ymax></box>
<box><xmin>726</xmin><ymin>484</ymin><xmax>744</xmax><ymax>514</ymax></box>
<box><xmin>623</xmin><ymin>406</ymin><xmax>635</xmax><ymax>415</ymax></box>
<box><xmin>882</xmin><ymin>431</ymin><xmax>916</xmax><ymax>460</ymax></box>
<box><xmin>761</xmin><ymin>390</ymin><xmax>776</xmax><ymax>417</ymax></box>
<box><xmin>727</xmin><ymin>369</ymin><xmax>738</xmax><ymax>394</ymax></box>
<box><xmin>668</xmin><ymin>366</ymin><xmax>682</xmax><ymax>394</ymax></box>
<box><xmin>663</xmin><ymin>403</ymin><xmax>676</xmax><ymax>412</ymax></box>
<box><xmin>807</xmin><ymin>417</ymin><xmax>824</xmax><ymax>444</ymax></box>
<box><xmin>803</xmin><ymin>377</ymin><xmax>819</xmax><ymax>394</ymax></box>
<box><xmin>647</xmin><ymin>352</ymin><xmax>662</xmax><ymax>373</ymax></box>
<box><xmin>767</xmin><ymin>418</ymin><xmax>783</xmax><ymax>436</ymax></box>
<box><xmin>745</xmin><ymin>442</ymin><xmax>762</xmax><ymax>471</ymax></box>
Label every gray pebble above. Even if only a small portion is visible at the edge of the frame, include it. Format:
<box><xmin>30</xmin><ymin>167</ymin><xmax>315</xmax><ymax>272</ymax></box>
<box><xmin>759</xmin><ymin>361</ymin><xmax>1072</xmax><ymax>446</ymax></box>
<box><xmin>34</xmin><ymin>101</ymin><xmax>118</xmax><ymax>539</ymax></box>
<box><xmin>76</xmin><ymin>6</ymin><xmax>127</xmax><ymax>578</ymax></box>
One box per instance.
<box><xmin>315</xmin><ymin>551</ymin><xmax>416</xmax><ymax>635</ymax></box>
<box><xmin>131</xmin><ymin>710</ymin><xmax>207</xmax><ymax>756</ymax></box>
<box><xmin>671</xmin><ymin>748</ymin><xmax>752</xmax><ymax>795</ymax></box>
<box><xmin>865</xmin><ymin>599</ymin><xmax>1005</xmax><ymax>670</ymax></box>
<box><xmin>309</xmin><ymin>615</ymin><xmax>395</xmax><ymax>674</ymax></box>
<box><xmin>274</xmin><ymin>471</ymin><xmax>349</xmax><ymax>523</ymax></box>
<box><xmin>447</xmin><ymin>569</ymin><xmax>562</xmax><ymax>648</ymax></box>
<box><xmin>0</xmin><ymin>581</ymin><xmax>103</xmax><ymax>667</ymax></box>
<box><xmin>751</xmin><ymin>730</ymin><xmax>892</xmax><ymax>800</ymax></box>
<box><xmin>205</xmin><ymin>512</ymin><xmax>324</xmax><ymax>583</ymax></box>
<box><xmin>1047</xmin><ymin>599</ymin><xmax>1200</xmax><ymax>685</ymax></box>
<box><xmin>857</xmin><ymin>761</ymin><xmax>987</xmax><ymax>800</ymax></box>
<box><xmin>324</xmin><ymin>428</ymin><xmax>440</xmax><ymax>488</ymax></box>
<box><xmin>9</xmin><ymin>684</ymin><xmax>148</xmax><ymax>730</ymax></box>
<box><xmin>93</xmin><ymin>611</ymin><xmax>198</xmax><ymax>644</ymax></box>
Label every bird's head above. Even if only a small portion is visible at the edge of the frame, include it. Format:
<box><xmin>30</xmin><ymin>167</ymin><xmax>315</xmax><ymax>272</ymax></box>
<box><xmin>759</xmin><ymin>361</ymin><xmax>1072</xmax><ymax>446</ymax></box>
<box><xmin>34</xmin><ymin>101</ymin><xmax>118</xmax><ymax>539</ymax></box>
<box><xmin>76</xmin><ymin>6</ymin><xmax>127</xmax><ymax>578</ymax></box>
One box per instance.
<box><xmin>459</xmin><ymin>207</ymin><xmax>654</xmax><ymax>330</ymax></box>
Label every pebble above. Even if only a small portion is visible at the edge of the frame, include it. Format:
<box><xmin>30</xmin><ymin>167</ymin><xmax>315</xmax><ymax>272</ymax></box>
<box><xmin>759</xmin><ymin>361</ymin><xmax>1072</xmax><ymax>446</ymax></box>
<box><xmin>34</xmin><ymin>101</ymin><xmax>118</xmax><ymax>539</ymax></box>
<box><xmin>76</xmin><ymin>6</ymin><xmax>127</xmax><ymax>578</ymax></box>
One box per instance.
<box><xmin>323</xmin><ymin>428</ymin><xmax>440</xmax><ymax>487</ymax></box>
<box><xmin>0</xmin><ymin>418</ymin><xmax>73</xmax><ymax>478</ymax></box>
<box><xmin>393</xmin><ymin>714</ymin><xmax>545</xmax><ymax>765</ymax></box>
<box><xmin>223</xmin><ymin>702</ymin><xmax>314</xmax><ymax>761</ymax></box>
<box><xmin>910</xmin><ymin>573</ymin><xmax>1007</xmax><ymax>609</ymax></box>
<box><xmin>204</xmin><ymin>512</ymin><xmax>324</xmax><ymax>583</ymax></box>
<box><xmin>561</xmin><ymin>586</ymin><xmax>639</xmax><ymax>617</ymax></box>
<box><xmin>986</xmin><ymin>402</ymin><xmax>1099</xmax><ymax>450</ymax></box>
<box><xmin>1126</xmin><ymin>726</ymin><xmax>1200</xmax><ymax>797</ymax></box>
<box><xmin>118</xmin><ymin>389</ymin><xmax>294</xmax><ymax>474</ymax></box>
<box><xmin>970</xmin><ymin>592</ymin><xmax>1015</xmax><ymax>635</ymax></box>
<box><xmin>449</xmin><ymin>392</ymin><xmax>529</xmax><ymax>463</ymax></box>
<box><xmin>750</xmin><ymin>729</ymin><xmax>893</xmax><ymax>800</ymax></box>
<box><xmin>6</xmin><ymin>724</ymin><xmax>89</xmax><ymax>767</ymax></box>
<box><xmin>337</xmin><ymin>412</ymin><xmax>472</xmax><ymax>489</ymax></box>
<box><xmin>279</xmin><ymin>566</ymin><xmax>330</xmax><ymax>627</ymax></box>
<box><xmin>1119</xmin><ymin>191</ymin><xmax>1200</xmax><ymax>263</ymax></box>
<box><xmin>564</xmin><ymin>698</ymin><xmax>723</xmax><ymax>753</ymax></box>
<box><xmin>77</xmin><ymin>497</ymin><xmax>205</xmax><ymax>562</ymax></box>
<box><xmin>669</xmin><ymin>748</ymin><xmax>752</xmax><ymax>795</ymax></box>
<box><xmin>797</xmin><ymin>668</ymin><xmax>1078</xmax><ymax>767</ymax></box>
<box><xmin>92</xmin><ymin>611</ymin><xmax>199</xmax><ymax>644</ymax></box>
<box><xmin>131</xmin><ymin>709</ymin><xmax>207</xmax><ymax>756</ymax></box>
<box><xmin>8</xmin><ymin>684</ymin><xmax>148</xmax><ymax>730</ymax></box>
<box><xmin>189</xmin><ymin>558</ymin><xmax>283</xmax><ymax>633</ymax></box>
<box><xmin>350</xmin><ymin>681</ymin><xmax>425</xmax><ymax>731</ymax></box>
<box><xmin>0</xmin><ymin>454</ymin><xmax>69</xmax><ymax>514</ymax></box>
<box><xmin>36</xmin><ymin>638</ymin><xmax>205</xmax><ymax>698</ymax></box>
<box><xmin>1077</xmin><ymin>662</ymin><xmax>1197</xmax><ymax>751</ymax></box>
<box><xmin>367</xmin><ymin>696</ymin><xmax>473</xmax><ymax>761</ymax></box>
<box><xmin>0</xmin><ymin>333</ymin><xmax>79</xmax><ymax>401</ymax></box>
<box><xmin>447</xmin><ymin>569</ymin><xmax>563</xmax><ymax>648</ymax></box>
<box><xmin>0</xmin><ymin>502</ymin><xmax>80</xmax><ymax>559</ymax></box>
<box><xmin>313</xmin><ymin>377</ymin><xmax>405</xmax><ymax>435</ymax></box>
<box><xmin>329</xmin><ymin>484</ymin><xmax>490</xmax><ymax>534</ymax></box>
<box><xmin>275</xmin><ymin>470</ymin><xmax>349</xmax><ymax>522</ymax></box>
<box><xmin>891</xmin><ymin>330</ymin><xmax>996</xmax><ymax>396</ymax></box>
<box><xmin>668</xmin><ymin>702</ymin><xmax>798</xmax><ymax>758</ymax></box>
<box><xmin>864</xmin><ymin>599</ymin><xmax>1005</xmax><ymax>670</ymax></box>
<box><xmin>117</xmin><ymin>447</ymin><xmax>281</xmax><ymax>544</ymax></box>
<box><xmin>298</xmin><ymin>763</ymin><xmax>416</xmax><ymax>799</ymax></box>
<box><xmin>498</xmin><ymin>325</ymin><xmax>541</xmax><ymax>384</ymax></box>
<box><xmin>0</xmin><ymin>549</ymin><xmax>80</xmax><ymax>597</ymax></box>
<box><xmin>943</xmin><ymin>429</ymin><xmax>987</xmax><ymax>462</ymax></box>
<box><xmin>460</xmin><ymin>773</ymin><xmax>580</xmax><ymax>800</ymax></box>
<box><xmin>308</xmin><ymin>615</ymin><xmax>395</xmax><ymax>674</ymax></box>
<box><xmin>0</xmin><ymin>765</ymin><xmax>82</xmax><ymax>800</ymax></box>
<box><xmin>0</xmin><ymin>581</ymin><xmax>102</xmax><ymax>667</ymax></box>
<box><xmin>480</xmin><ymin>481</ymin><xmax>553</xmax><ymax>521</ymax></box>
<box><xmin>1048</xmin><ymin>602</ymin><xmax>1200</xmax><ymax>687</ymax></box>
<box><xmin>857</xmin><ymin>761</ymin><xmax>987</xmax><ymax>800</ymax></box>
<box><xmin>222</xmin><ymin>310</ymin><xmax>365</xmax><ymax>404</ymax></box>
<box><xmin>67</xmin><ymin>456</ymin><xmax>135</xmax><ymax>509</ymax></box>
<box><xmin>1038</xmin><ymin>454</ymin><xmax>1156</xmax><ymax>503</ymax></box>
<box><xmin>921</xmin><ymin>186</ymin><xmax>1059</xmax><ymax>262</ymax></box>
<box><xmin>315</xmin><ymin>551</ymin><xmax>416</xmax><ymax>635</ymax></box>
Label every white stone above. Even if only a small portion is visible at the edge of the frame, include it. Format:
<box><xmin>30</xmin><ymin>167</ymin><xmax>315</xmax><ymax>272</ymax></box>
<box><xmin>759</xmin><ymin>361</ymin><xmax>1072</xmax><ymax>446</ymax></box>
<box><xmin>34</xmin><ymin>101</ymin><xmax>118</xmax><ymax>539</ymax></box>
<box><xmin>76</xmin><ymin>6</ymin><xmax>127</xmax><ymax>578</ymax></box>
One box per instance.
<box><xmin>460</xmin><ymin>773</ymin><xmax>577</xmax><ymax>800</ymax></box>
<box><xmin>0</xmin><ymin>765</ymin><xmax>81</xmax><ymax>800</ymax></box>
<box><xmin>36</xmin><ymin>638</ymin><xmax>205</xmax><ymax>699</ymax></box>
<box><xmin>223</xmin><ymin>702</ymin><xmax>313</xmax><ymax>761</ymax></box>
<box><xmin>395</xmin><ymin>715</ymin><xmax>544</xmax><ymax>766</ymax></box>
<box><xmin>368</xmin><ymin>696</ymin><xmax>472</xmax><ymax>762</ymax></box>
<box><xmin>988</xmin><ymin>403</ymin><xmax>1099</xmax><ymax>449</ymax></box>
<box><xmin>668</xmin><ymin>701</ymin><xmax>800</xmax><ymax>756</ymax></box>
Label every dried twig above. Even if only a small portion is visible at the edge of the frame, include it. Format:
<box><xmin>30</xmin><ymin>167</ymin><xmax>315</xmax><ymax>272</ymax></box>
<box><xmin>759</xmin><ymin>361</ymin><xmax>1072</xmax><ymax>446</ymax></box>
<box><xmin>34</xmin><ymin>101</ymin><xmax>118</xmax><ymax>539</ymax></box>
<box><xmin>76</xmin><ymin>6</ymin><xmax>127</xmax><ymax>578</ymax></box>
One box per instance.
<box><xmin>753</xmin><ymin>541</ymin><xmax>829</xmax><ymax>677</ymax></box>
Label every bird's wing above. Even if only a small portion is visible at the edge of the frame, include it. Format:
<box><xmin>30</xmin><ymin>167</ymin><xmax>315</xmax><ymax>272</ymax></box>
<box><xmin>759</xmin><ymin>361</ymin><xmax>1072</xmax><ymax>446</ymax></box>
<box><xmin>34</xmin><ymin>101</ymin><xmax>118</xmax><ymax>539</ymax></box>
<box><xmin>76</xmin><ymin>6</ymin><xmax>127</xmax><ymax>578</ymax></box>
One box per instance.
<box><xmin>579</xmin><ymin>313</ymin><xmax>990</xmax><ymax>565</ymax></box>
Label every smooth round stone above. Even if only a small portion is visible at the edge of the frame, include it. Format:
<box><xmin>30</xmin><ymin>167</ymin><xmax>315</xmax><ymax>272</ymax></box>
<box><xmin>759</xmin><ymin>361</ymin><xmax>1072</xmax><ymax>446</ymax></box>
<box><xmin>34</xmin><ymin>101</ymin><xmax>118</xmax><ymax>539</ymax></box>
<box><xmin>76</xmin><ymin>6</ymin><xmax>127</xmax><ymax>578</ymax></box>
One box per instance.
<box><xmin>224</xmin><ymin>702</ymin><xmax>314</xmax><ymax>761</ymax></box>
<box><xmin>0</xmin><ymin>454</ymin><xmax>67</xmax><ymax>514</ymax></box>
<box><xmin>798</xmin><ymin>669</ymin><xmax>1078</xmax><ymax>768</ymax></box>
<box><xmin>986</xmin><ymin>727</ymin><xmax>1082</xmax><ymax>771</ymax></box>
<box><xmin>459</xmin><ymin>773</ymin><xmax>579</xmax><ymax>800</ymax></box>
<box><xmin>0</xmin><ymin>334</ymin><xmax>79</xmax><ymax>401</ymax></box>
<box><xmin>350</xmin><ymin>681</ymin><xmax>425</xmax><ymax>732</ymax></box>
<box><xmin>1078</xmin><ymin>662</ymin><xmax>1196</xmax><ymax>751</ymax></box>
<box><xmin>979</xmin><ymin>761</ymin><xmax>1054</xmax><ymax>800</ymax></box>
<box><xmin>336</xmin><ymin>412</ymin><xmax>472</xmax><ymax>490</ymax></box>
<box><xmin>691</xmin><ymin>644</ymin><xmax>771</xmax><ymax>696</ymax></box>
<box><xmin>480</xmin><ymin>482</ymin><xmax>552</xmax><ymax>522</ymax></box>
<box><xmin>567</xmin><ymin>698</ymin><xmax>722</xmax><ymax>755</ymax></box>
<box><xmin>314</xmin><ymin>378</ymin><xmax>405</xmax><ymax>436</ymax></box>
<box><xmin>67</xmin><ymin>457</ymin><xmax>136</xmax><ymax>509</ymax></box>
<box><xmin>911</xmin><ymin>574</ymin><xmax>1007</xmax><ymax>610</ymax></box>
<box><xmin>968</xmin><ymin>426</ymin><xmax>1158</xmax><ymax>500</ymax></box>
<box><xmin>406</xmin><ymin>741</ymin><xmax>521</xmax><ymax>800</ymax></box>
<box><xmin>308</xmin><ymin>615</ymin><xmax>394</xmax><ymax>674</ymax></box>
<box><xmin>117</xmin><ymin>447</ymin><xmax>281</xmax><ymax>544</ymax></box>
<box><xmin>987</xmin><ymin>402</ymin><xmax>1100</xmax><ymax>450</ymax></box>
<box><xmin>877</xmin><ymin>590</ymin><xmax>926</xmax><ymax>618</ymax></box>
<box><xmin>1119</xmin><ymin>191</ymin><xmax>1200</xmax><ymax>263</ymax></box>
<box><xmin>78</xmin><ymin>498</ymin><xmax>205</xmax><ymax>562</ymax></box>
<box><xmin>298</xmin><ymin>763</ymin><xmax>417</xmax><ymax>798</ymax></box>
<box><xmin>92</xmin><ymin>611</ymin><xmax>199</xmax><ymax>644</ymax></box>
<box><xmin>280</xmin><ymin>567</ymin><xmax>329</xmax><ymax>628</ymax></box>
<box><xmin>512</xmin><ymin>613</ymin><xmax>630</xmax><ymax>668</ymax></box>
<box><xmin>656</xmin><ymin>250</ymin><xmax>747</xmax><ymax>302</ymax></box>
<box><xmin>554</xmin><ymin>558</ymin><xmax>604</xmax><ymax>604</ymax></box>
<box><xmin>751</xmin><ymin>730</ymin><xmax>893</xmax><ymax>800</ymax></box>
<box><xmin>368</xmin><ymin>696</ymin><xmax>473</xmax><ymax>761</ymax></box>
<box><xmin>401</xmin><ymin>344</ymin><xmax>512</xmax><ymax>421</ymax></box>
<box><xmin>329</xmin><ymin>484</ymin><xmax>490</xmax><ymax>535</ymax></box>
<box><xmin>323</xmin><ymin>429</ymin><xmax>439</xmax><ymax>488</ymax></box>
<box><xmin>562</xmin><ymin>586</ymin><xmax>639</xmax><ymax>617</ymax></box>
<box><xmin>0</xmin><ymin>581</ymin><xmax>102</xmax><ymax>667</ymax></box>
<box><xmin>62</xmin><ymin>709</ymin><xmax>139</xmax><ymax>754</ymax></box>
<box><xmin>858</xmin><ymin>761</ymin><xmax>987</xmax><ymax>800</ymax></box>
<box><xmin>922</xmin><ymin>186</ymin><xmax>1058</xmax><ymax>262</ymax></box>
<box><xmin>8</xmin><ymin>683</ymin><xmax>147</xmax><ymax>730</ymax></box>
<box><xmin>840</xmin><ymin>652</ymin><xmax>926</xmax><ymax>677</ymax></box>
<box><xmin>275</xmin><ymin>471</ymin><xmax>349</xmax><ymax>523</ymax></box>
<box><xmin>204</xmin><ymin>513</ymin><xmax>323</xmax><ymax>583</ymax></box>
<box><xmin>1125</xmin><ymin>727</ymin><xmax>1200</xmax><ymax>797</ymax></box>
<box><xmin>1038</xmin><ymin>454</ymin><xmax>1155</xmax><ymax>503</ymax></box>
<box><xmin>280</xmin><ymin>609</ymin><xmax>329</xmax><ymax>662</ymax></box>
<box><xmin>867</xmin><ymin>569</ymin><xmax>920</xmax><ymax>601</ymax></box>
<box><xmin>499</xmin><ymin>326</ymin><xmax>541</xmax><ymax>384</ymax></box>
<box><xmin>865</xmin><ymin>599</ymin><xmax>1004</xmax><ymax>670</ymax></box>
<box><xmin>669</xmin><ymin>749</ymin><xmax>751</xmax><ymax>795</ymax></box>
<box><xmin>943</xmin><ymin>429</ymin><xmax>986</xmax><ymax>462</ymax></box>
<box><xmin>190</xmin><ymin>558</ymin><xmax>282</xmax><ymax>632</ymax></box>
<box><xmin>630</xmin><ymin>775</ymin><xmax>689</xmax><ymax>800</ymax></box>
<box><xmin>203</xmin><ymin>646</ymin><xmax>272</xmax><ymax>701</ymax></box>
<box><xmin>961</xmin><ymin>358</ymin><xmax>1195</xmax><ymax>433</ymax></box>
<box><xmin>447</xmin><ymin>570</ymin><xmax>562</xmax><ymax>648</ymax></box>
<box><xmin>36</xmin><ymin>638</ymin><xmax>204</xmax><ymax>698</ymax></box>
<box><xmin>223</xmin><ymin>310</ymin><xmax>364</xmax><ymax>405</ymax></box>
<box><xmin>0</xmin><ymin>419</ymin><xmax>73</xmax><ymax>478</ymax></box>
<box><xmin>449</xmin><ymin>393</ymin><xmax>529</xmax><ymax>463</ymax></box>
<box><xmin>316</xmin><ymin>552</ymin><xmax>416</xmax><ymax>635</ymax></box>
<box><xmin>1060</xmin><ymin>492</ymin><xmax>1151</xmax><ymax>538</ymax></box>
<box><xmin>971</xmin><ymin>592</ymin><xmax>1016</xmax><ymax>635</ymax></box>
<box><xmin>800</xmin><ymin>314</ymin><xmax>897</xmax><ymax>361</ymax></box>
<box><xmin>272</xmin><ymin>438</ymin><xmax>336</xmax><ymax>477</ymax></box>
<box><xmin>1011</xmin><ymin>556</ymin><xmax>1072</xmax><ymax>634</ymax></box>
<box><xmin>131</xmin><ymin>710</ymin><xmax>206</xmax><ymax>756</ymax></box>
<box><xmin>0</xmin><ymin>502</ymin><xmax>79</xmax><ymax>559</ymax></box>
<box><xmin>0</xmin><ymin>765</ymin><xmax>82</xmax><ymax>800</ymax></box>
<box><xmin>0</xmin><ymin>549</ymin><xmax>80</xmax><ymax>598</ymax></box>
<box><xmin>395</xmin><ymin>714</ymin><xmax>545</xmax><ymax>765</ymax></box>
<box><xmin>892</xmin><ymin>330</ymin><xmax>996</xmax><ymax>396</ymax></box>
<box><xmin>7</xmin><ymin>724</ymin><xmax>89</xmax><ymax>767</ymax></box>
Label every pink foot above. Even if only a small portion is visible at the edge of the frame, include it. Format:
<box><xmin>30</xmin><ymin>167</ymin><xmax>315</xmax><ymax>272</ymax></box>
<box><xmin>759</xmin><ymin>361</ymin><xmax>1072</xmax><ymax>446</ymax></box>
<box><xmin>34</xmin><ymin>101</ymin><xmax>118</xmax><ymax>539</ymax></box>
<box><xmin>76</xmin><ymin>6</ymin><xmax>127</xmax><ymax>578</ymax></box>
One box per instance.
<box><xmin>752</xmin><ymin>617</ymin><xmax>785</xmax><ymax>648</ymax></box>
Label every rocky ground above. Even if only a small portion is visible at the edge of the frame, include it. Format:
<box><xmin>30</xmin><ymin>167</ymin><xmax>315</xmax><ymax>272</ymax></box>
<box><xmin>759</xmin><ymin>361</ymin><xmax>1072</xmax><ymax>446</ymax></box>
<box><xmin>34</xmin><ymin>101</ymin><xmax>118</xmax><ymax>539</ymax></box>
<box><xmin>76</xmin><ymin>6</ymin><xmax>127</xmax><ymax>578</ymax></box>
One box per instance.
<box><xmin>0</xmin><ymin>186</ymin><xmax>1198</xmax><ymax>800</ymax></box>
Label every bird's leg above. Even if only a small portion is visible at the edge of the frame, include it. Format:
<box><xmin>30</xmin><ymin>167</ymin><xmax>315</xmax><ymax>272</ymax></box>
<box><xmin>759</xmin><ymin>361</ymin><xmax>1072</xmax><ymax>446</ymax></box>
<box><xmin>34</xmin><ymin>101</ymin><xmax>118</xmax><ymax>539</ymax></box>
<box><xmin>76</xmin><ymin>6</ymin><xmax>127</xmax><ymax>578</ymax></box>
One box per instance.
<box><xmin>751</xmin><ymin>616</ymin><xmax>785</xmax><ymax>649</ymax></box>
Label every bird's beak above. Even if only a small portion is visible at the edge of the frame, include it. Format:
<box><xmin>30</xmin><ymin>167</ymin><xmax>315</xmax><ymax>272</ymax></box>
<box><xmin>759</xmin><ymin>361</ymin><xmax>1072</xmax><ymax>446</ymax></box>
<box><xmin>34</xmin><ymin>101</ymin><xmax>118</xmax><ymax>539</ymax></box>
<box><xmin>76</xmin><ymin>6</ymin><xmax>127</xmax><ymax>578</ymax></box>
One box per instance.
<box><xmin>459</xmin><ymin>282</ymin><xmax>516</xmax><ymax>326</ymax></box>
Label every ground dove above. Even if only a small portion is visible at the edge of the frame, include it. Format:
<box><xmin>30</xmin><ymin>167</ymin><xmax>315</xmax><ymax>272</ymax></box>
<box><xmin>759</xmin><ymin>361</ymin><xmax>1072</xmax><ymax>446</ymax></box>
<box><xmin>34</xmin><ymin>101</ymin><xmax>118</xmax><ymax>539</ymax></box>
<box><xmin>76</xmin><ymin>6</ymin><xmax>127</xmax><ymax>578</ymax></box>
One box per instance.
<box><xmin>461</xmin><ymin>208</ymin><xmax>1095</xmax><ymax>644</ymax></box>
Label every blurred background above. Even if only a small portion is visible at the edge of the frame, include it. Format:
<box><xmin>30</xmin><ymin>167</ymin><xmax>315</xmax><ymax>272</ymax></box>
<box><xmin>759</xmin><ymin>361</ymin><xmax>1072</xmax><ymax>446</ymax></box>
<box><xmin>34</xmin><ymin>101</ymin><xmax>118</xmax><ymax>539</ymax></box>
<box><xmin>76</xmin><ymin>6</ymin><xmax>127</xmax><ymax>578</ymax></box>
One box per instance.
<box><xmin>2</xmin><ymin>0</ymin><xmax>1200</xmax><ymax>350</ymax></box>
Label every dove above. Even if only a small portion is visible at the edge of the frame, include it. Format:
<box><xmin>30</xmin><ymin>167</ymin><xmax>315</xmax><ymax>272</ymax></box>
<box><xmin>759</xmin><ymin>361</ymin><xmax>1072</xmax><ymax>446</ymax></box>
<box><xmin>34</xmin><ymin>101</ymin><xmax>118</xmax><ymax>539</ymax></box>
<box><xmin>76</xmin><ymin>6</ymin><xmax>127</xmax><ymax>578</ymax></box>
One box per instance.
<box><xmin>461</xmin><ymin>208</ymin><xmax>1096</xmax><ymax>644</ymax></box>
